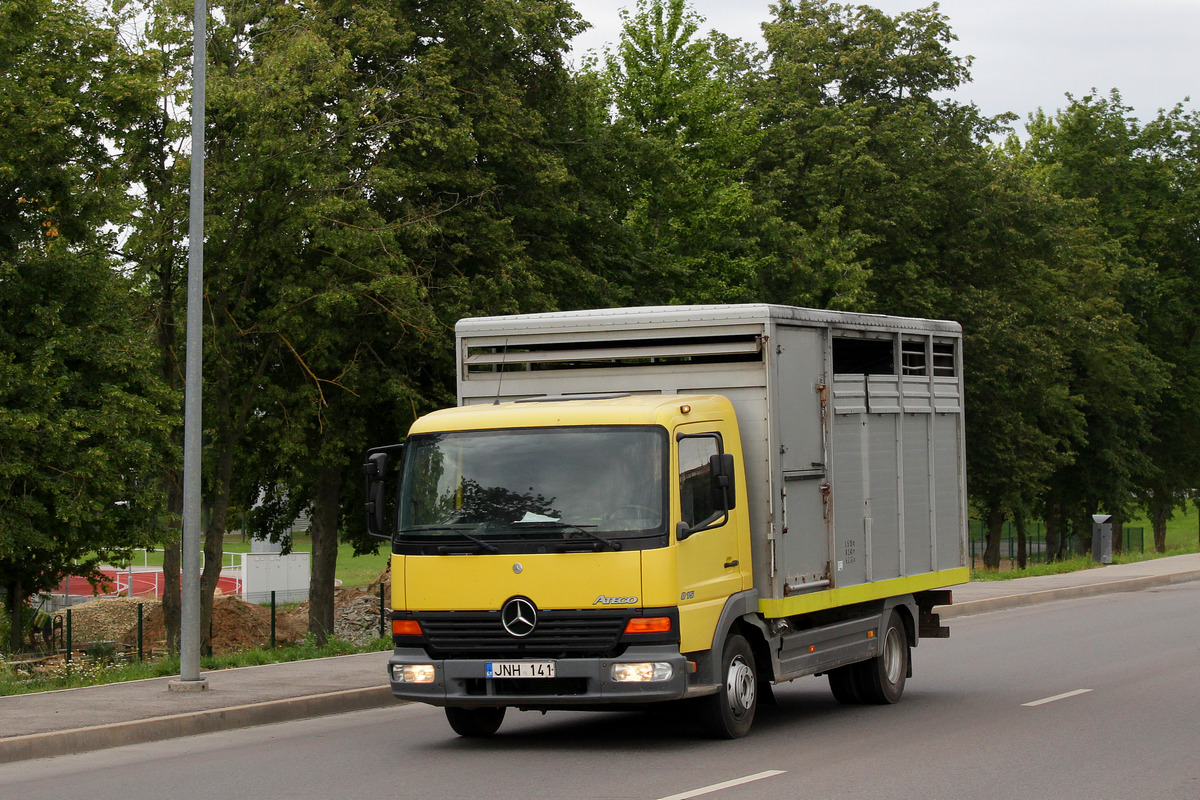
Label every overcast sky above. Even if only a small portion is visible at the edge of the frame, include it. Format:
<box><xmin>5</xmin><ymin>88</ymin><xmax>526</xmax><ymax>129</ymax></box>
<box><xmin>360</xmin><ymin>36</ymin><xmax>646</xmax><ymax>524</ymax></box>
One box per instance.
<box><xmin>567</xmin><ymin>0</ymin><xmax>1200</xmax><ymax>127</ymax></box>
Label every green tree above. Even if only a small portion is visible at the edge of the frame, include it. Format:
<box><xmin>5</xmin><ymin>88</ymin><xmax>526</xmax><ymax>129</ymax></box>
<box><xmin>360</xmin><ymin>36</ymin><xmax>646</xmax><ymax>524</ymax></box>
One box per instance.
<box><xmin>1021</xmin><ymin>92</ymin><xmax>1200</xmax><ymax>552</ymax></box>
<box><xmin>751</xmin><ymin>0</ymin><xmax>983</xmax><ymax>311</ymax></box>
<box><xmin>169</xmin><ymin>0</ymin><xmax>596</xmax><ymax>644</ymax></box>
<box><xmin>118</xmin><ymin>0</ymin><xmax>194</xmax><ymax>653</ymax></box>
<box><xmin>600</xmin><ymin>0</ymin><xmax>766</xmax><ymax>303</ymax></box>
<box><xmin>0</xmin><ymin>0</ymin><xmax>173</xmax><ymax>649</ymax></box>
<box><xmin>748</xmin><ymin>2</ymin><xmax>1159</xmax><ymax>567</ymax></box>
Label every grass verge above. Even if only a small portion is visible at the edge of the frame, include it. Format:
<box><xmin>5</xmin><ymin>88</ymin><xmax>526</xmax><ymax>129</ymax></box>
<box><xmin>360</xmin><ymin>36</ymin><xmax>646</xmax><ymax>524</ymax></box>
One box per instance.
<box><xmin>970</xmin><ymin>544</ymin><xmax>1199</xmax><ymax>581</ymax></box>
<box><xmin>0</xmin><ymin>635</ymin><xmax>391</xmax><ymax>696</ymax></box>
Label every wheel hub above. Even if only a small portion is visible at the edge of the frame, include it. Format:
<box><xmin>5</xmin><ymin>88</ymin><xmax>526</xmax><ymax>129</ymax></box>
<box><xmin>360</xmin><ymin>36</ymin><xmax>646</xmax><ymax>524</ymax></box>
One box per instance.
<box><xmin>726</xmin><ymin>655</ymin><xmax>755</xmax><ymax>716</ymax></box>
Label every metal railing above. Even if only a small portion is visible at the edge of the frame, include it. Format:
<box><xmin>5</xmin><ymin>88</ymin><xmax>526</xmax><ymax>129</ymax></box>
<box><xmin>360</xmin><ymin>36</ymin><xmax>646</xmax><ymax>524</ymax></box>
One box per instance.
<box><xmin>968</xmin><ymin>519</ymin><xmax>1144</xmax><ymax>568</ymax></box>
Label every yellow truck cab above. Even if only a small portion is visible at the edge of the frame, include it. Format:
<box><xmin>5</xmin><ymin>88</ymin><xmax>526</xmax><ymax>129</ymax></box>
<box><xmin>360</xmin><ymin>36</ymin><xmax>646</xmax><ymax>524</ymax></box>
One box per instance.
<box><xmin>364</xmin><ymin>304</ymin><xmax>967</xmax><ymax>738</ymax></box>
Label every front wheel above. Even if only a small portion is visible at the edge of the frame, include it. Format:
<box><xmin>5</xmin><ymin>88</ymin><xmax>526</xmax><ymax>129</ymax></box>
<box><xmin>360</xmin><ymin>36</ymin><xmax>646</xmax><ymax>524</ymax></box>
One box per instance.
<box><xmin>445</xmin><ymin>706</ymin><xmax>506</xmax><ymax>737</ymax></box>
<box><xmin>699</xmin><ymin>633</ymin><xmax>758</xmax><ymax>738</ymax></box>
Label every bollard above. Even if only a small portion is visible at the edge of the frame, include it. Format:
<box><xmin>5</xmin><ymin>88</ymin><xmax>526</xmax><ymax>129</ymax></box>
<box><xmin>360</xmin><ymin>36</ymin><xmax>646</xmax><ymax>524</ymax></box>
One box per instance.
<box><xmin>1092</xmin><ymin>514</ymin><xmax>1113</xmax><ymax>564</ymax></box>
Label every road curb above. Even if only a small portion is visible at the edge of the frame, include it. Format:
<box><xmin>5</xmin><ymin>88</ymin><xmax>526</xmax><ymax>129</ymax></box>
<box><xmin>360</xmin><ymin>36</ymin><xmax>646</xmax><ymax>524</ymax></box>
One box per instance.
<box><xmin>0</xmin><ymin>684</ymin><xmax>397</xmax><ymax>765</ymax></box>
<box><xmin>5</xmin><ymin>569</ymin><xmax>1199</xmax><ymax>765</ymax></box>
<box><xmin>941</xmin><ymin>570</ymin><xmax>1200</xmax><ymax>619</ymax></box>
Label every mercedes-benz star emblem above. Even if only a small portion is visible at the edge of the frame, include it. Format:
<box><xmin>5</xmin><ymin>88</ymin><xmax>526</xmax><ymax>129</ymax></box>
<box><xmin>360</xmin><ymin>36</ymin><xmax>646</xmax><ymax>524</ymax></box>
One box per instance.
<box><xmin>501</xmin><ymin>597</ymin><xmax>537</xmax><ymax>638</ymax></box>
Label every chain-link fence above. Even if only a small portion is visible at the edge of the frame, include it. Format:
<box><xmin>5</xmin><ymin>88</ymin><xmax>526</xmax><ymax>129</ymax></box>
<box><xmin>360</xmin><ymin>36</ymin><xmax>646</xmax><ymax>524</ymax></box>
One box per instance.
<box><xmin>30</xmin><ymin>585</ymin><xmax>391</xmax><ymax>661</ymax></box>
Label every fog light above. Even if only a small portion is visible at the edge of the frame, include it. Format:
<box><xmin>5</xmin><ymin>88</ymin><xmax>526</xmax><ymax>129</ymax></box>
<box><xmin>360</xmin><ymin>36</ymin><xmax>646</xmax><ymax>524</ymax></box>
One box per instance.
<box><xmin>611</xmin><ymin>662</ymin><xmax>673</xmax><ymax>682</ymax></box>
<box><xmin>393</xmin><ymin>664</ymin><xmax>436</xmax><ymax>683</ymax></box>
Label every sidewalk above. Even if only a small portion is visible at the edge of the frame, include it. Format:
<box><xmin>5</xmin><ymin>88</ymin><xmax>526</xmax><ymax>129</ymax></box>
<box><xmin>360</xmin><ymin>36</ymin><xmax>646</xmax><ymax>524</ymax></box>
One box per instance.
<box><xmin>944</xmin><ymin>551</ymin><xmax>1200</xmax><ymax>617</ymax></box>
<box><xmin>3</xmin><ymin>553</ymin><xmax>1199</xmax><ymax>764</ymax></box>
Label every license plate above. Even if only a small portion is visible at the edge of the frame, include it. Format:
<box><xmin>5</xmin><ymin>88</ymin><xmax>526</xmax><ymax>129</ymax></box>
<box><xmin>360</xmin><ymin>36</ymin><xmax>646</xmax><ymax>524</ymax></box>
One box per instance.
<box><xmin>486</xmin><ymin>661</ymin><xmax>556</xmax><ymax>678</ymax></box>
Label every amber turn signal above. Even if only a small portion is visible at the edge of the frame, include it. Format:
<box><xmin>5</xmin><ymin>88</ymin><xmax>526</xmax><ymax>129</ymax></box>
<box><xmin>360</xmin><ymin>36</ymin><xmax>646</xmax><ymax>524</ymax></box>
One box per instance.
<box><xmin>392</xmin><ymin>619</ymin><xmax>422</xmax><ymax>636</ymax></box>
<box><xmin>624</xmin><ymin>616</ymin><xmax>672</xmax><ymax>634</ymax></box>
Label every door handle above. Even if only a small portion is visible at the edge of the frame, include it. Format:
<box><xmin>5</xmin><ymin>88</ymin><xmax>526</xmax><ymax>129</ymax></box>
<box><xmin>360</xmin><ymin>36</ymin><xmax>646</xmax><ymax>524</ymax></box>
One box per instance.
<box><xmin>724</xmin><ymin>560</ymin><xmax>740</xmax><ymax>569</ymax></box>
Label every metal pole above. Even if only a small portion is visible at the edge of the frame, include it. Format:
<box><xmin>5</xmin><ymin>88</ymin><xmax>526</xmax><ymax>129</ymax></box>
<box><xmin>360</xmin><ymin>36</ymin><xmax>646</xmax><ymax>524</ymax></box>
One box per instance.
<box><xmin>172</xmin><ymin>0</ymin><xmax>208</xmax><ymax>692</ymax></box>
<box><xmin>379</xmin><ymin>583</ymin><xmax>386</xmax><ymax>640</ymax></box>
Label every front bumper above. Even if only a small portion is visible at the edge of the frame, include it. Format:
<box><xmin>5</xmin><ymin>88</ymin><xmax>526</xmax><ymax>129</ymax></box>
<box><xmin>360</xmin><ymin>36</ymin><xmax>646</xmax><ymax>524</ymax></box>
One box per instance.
<box><xmin>386</xmin><ymin>645</ymin><xmax>691</xmax><ymax>709</ymax></box>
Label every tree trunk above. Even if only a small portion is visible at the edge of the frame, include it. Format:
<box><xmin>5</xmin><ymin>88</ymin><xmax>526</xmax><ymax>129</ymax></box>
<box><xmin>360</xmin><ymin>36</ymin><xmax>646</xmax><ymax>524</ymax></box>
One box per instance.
<box><xmin>200</xmin><ymin>390</ymin><xmax>237</xmax><ymax>656</ymax></box>
<box><xmin>1194</xmin><ymin>497</ymin><xmax>1199</xmax><ymax>550</ymax></box>
<box><xmin>308</xmin><ymin>465</ymin><xmax>341</xmax><ymax>646</ymax></box>
<box><xmin>161</xmin><ymin>467</ymin><xmax>183</xmax><ymax>653</ymax></box>
<box><xmin>1044</xmin><ymin>502</ymin><xmax>1067</xmax><ymax>561</ymax></box>
<box><xmin>983</xmin><ymin>506</ymin><xmax>1004</xmax><ymax>570</ymax></box>
<box><xmin>5</xmin><ymin>578</ymin><xmax>22</xmax><ymax>654</ymax></box>
<box><xmin>1014</xmin><ymin>509</ymin><xmax>1028</xmax><ymax>569</ymax></box>
<box><xmin>1150</xmin><ymin>500</ymin><xmax>1171</xmax><ymax>554</ymax></box>
<box><xmin>201</xmin><ymin>463</ymin><xmax>234</xmax><ymax>655</ymax></box>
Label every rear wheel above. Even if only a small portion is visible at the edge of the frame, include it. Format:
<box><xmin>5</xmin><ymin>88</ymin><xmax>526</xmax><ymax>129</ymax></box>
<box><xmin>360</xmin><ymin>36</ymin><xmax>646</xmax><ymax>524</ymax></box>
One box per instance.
<box><xmin>856</xmin><ymin>610</ymin><xmax>909</xmax><ymax>704</ymax></box>
<box><xmin>827</xmin><ymin>665</ymin><xmax>862</xmax><ymax>704</ymax></box>
<box><xmin>445</xmin><ymin>706</ymin><xmax>506</xmax><ymax>737</ymax></box>
<box><xmin>699</xmin><ymin>633</ymin><xmax>757</xmax><ymax>738</ymax></box>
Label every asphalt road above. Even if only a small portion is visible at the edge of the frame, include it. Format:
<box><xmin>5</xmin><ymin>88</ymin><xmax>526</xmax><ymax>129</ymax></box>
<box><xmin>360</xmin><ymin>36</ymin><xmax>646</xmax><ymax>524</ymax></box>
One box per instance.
<box><xmin>4</xmin><ymin>582</ymin><xmax>1198</xmax><ymax>800</ymax></box>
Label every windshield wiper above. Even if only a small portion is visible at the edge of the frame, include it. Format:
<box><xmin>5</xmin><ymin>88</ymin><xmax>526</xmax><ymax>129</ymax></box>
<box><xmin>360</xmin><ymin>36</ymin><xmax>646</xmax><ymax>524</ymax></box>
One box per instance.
<box><xmin>510</xmin><ymin>521</ymin><xmax>622</xmax><ymax>552</ymax></box>
<box><xmin>402</xmin><ymin>525</ymin><xmax>500</xmax><ymax>554</ymax></box>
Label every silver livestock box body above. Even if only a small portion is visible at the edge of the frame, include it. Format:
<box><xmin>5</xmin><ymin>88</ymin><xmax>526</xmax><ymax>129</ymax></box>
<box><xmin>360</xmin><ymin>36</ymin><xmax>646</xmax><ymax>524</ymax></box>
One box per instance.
<box><xmin>455</xmin><ymin>304</ymin><xmax>967</xmax><ymax>607</ymax></box>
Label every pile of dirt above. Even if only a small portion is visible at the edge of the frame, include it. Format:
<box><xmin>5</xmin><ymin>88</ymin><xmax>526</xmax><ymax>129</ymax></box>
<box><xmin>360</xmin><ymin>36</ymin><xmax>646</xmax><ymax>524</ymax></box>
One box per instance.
<box><xmin>127</xmin><ymin>595</ymin><xmax>307</xmax><ymax>655</ymax></box>
<box><xmin>53</xmin><ymin>579</ymin><xmax>389</xmax><ymax>656</ymax></box>
<box><xmin>58</xmin><ymin>597</ymin><xmax>159</xmax><ymax>646</ymax></box>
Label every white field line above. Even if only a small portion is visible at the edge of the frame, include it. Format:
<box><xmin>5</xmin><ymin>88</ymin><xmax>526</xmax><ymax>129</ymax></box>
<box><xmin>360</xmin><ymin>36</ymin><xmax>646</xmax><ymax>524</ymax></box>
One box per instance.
<box><xmin>655</xmin><ymin>770</ymin><xmax>787</xmax><ymax>800</ymax></box>
<box><xmin>1023</xmin><ymin>688</ymin><xmax>1094</xmax><ymax>707</ymax></box>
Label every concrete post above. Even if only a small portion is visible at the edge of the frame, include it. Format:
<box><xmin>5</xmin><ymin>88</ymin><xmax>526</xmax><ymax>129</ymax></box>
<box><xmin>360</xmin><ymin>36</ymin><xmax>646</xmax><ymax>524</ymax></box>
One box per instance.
<box><xmin>1092</xmin><ymin>514</ymin><xmax>1113</xmax><ymax>565</ymax></box>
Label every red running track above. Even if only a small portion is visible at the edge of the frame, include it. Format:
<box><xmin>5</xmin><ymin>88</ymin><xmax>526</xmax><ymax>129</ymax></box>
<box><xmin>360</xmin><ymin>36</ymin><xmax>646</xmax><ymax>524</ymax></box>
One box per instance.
<box><xmin>55</xmin><ymin>570</ymin><xmax>241</xmax><ymax>600</ymax></box>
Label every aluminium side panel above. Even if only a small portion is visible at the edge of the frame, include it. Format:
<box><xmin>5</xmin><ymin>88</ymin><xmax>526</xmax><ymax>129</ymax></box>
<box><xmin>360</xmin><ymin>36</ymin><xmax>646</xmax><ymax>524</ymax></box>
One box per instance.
<box><xmin>821</xmin><ymin>325</ymin><xmax>967</xmax><ymax>596</ymax></box>
<box><xmin>767</xmin><ymin>324</ymin><xmax>831</xmax><ymax>600</ymax></box>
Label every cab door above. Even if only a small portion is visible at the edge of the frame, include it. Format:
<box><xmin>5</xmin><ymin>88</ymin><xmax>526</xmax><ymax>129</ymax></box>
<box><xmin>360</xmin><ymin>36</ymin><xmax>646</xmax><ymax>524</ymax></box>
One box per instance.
<box><xmin>674</xmin><ymin>425</ymin><xmax>744</xmax><ymax>654</ymax></box>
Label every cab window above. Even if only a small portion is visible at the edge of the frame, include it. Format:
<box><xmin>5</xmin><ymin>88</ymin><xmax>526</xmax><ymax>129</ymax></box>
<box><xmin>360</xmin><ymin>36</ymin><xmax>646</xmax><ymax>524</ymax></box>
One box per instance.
<box><xmin>679</xmin><ymin>434</ymin><xmax>722</xmax><ymax>530</ymax></box>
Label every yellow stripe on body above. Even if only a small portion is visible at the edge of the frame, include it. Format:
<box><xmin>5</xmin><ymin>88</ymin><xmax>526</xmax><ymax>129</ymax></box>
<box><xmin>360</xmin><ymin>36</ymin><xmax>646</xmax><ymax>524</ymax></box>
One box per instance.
<box><xmin>758</xmin><ymin>568</ymin><xmax>969</xmax><ymax>618</ymax></box>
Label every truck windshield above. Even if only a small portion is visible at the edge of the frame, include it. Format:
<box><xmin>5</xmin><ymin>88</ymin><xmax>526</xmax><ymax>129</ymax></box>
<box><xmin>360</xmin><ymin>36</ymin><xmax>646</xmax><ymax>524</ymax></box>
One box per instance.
<box><xmin>397</xmin><ymin>426</ymin><xmax>668</xmax><ymax>552</ymax></box>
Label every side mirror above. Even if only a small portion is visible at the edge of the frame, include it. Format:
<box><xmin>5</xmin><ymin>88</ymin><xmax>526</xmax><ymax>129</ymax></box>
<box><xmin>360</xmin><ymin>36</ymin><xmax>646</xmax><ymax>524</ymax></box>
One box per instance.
<box><xmin>709</xmin><ymin>452</ymin><xmax>737</xmax><ymax>511</ymax></box>
<box><xmin>363</xmin><ymin>445</ymin><xmax>403</xmax><ymax>540</ymax></box>
<box><xmin>679</xmin><ymin>453</ymin><xmax>738</xmax><ymax>542</ymax></box>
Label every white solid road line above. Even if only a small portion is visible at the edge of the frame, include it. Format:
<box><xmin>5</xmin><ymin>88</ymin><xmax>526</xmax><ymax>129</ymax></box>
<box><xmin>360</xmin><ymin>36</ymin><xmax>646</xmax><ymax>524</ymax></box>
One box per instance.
<box><xmin>654</xmin><ymin>770</ymin><xmax>787</xmax><ymax>800</ymax></box>
<box><xmin>1022</xmin><ymin>689</ymin><xmax>1094</xmax><ymax>707</ymax></box>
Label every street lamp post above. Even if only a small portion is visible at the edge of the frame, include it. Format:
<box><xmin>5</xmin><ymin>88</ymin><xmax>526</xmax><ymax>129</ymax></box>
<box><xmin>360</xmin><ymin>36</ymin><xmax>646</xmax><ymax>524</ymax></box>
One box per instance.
<box><xmin>170</xmin><ymin>0</ymin><xmax>208</xmax><ymax>693</ymax></box>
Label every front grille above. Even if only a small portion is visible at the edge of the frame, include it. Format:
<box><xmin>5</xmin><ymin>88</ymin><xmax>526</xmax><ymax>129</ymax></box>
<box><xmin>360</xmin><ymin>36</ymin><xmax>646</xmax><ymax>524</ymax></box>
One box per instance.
<box><xmin>462</xmin><ymin>677</ymin><xmax>589</xmax><ymax>697</ymax></box>
<box><xmin>416</xmin><ymin>610</ymin><xmax>628</xmax><ymax>659</ymax></box>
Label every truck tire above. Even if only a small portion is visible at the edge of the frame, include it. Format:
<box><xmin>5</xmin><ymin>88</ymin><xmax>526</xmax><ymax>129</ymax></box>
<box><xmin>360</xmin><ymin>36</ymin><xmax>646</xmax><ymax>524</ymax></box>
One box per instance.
<box><xmin>700</xmin><ymin>633</ymin><xmax>757</xmax><ymax>738</ymax></box>
<box><xmin>856</xmin><ymin>610</ymin><xmax>908</xmax><ymax>704</ymax></box>
<box><xmin>445</xmin><ymin>706</ymin><xmax>506</xmax><ymax>737</ymax></box>
<box><xmin>827</xmin><ymin>665</ymin><xmax>862</xmax><ymax>704</ymax></box>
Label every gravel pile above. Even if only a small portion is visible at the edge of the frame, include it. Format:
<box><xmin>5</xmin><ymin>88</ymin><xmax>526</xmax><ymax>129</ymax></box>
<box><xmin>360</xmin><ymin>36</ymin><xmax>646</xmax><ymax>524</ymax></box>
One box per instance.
<box><xmin>331</xmin><ymin>587</ymin><xmax>388</xmax><ymax>644</ymax></box>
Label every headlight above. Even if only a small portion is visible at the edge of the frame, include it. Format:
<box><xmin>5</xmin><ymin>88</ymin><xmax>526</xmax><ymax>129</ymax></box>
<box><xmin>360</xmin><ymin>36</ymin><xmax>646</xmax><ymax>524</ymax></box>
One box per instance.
<box><xmin>611</xmin><ymin>662</ymin><xmax>673</xmax><ymax>682</ymax></box>
<box><xmin>392</xmin><ymin>664</ymin><xmax>437</xmax><ymax>683</ymax></box>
